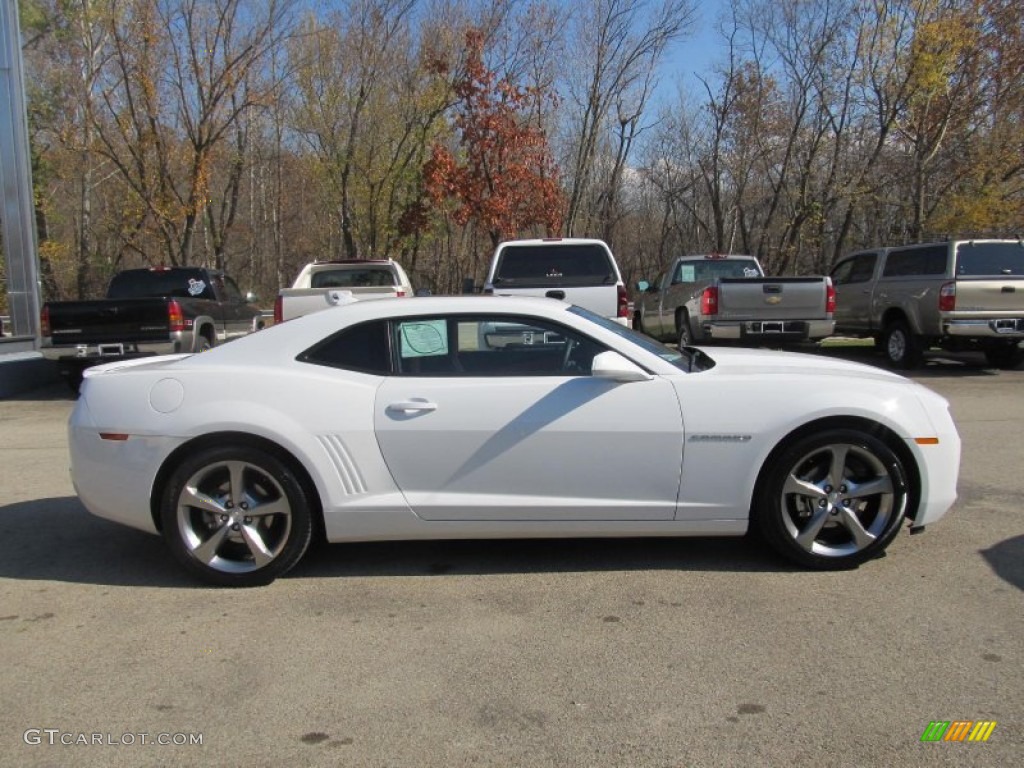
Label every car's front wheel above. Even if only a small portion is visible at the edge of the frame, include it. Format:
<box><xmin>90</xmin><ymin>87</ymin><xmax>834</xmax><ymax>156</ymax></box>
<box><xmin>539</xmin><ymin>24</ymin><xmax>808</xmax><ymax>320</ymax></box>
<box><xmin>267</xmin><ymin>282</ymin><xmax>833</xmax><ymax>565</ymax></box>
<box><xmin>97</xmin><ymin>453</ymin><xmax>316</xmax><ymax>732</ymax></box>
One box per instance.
<box><xmin>756</xmin><ymin>429</ymin><xmax>909</xmax><ymax>569</ymax></box>
<box><xmin>160</xmin><ymin>444</ymin><xmax>314</xmax><ymax>586</ymax></box>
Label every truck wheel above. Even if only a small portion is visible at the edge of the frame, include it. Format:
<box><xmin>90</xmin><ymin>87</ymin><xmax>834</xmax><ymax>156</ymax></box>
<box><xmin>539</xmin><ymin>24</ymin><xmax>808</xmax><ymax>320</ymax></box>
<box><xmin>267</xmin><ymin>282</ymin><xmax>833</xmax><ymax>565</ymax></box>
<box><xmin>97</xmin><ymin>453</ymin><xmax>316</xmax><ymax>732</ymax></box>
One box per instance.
<box><xmin>677</xmin><ymin>312</ymin><xmax>694</xmax><ymax>349</ymax></box>
<box><xmin>756</xmin><ymin>428</ymin><xmax>908</xmax><ymax>569</ymax></box>
<box><xmin>196</xmin><ymin>335</ymin><xmax>213</xmax><ymax>353</ymax></box>
<box><xmin>882</xmin><ymin>321</ymin><xmax>923</xmax><ymax>369</ymax></box>
<box><xmin>984</xmin><ymin>344</ymin><xmax>1024</xmax><ymax>370</ymax></box>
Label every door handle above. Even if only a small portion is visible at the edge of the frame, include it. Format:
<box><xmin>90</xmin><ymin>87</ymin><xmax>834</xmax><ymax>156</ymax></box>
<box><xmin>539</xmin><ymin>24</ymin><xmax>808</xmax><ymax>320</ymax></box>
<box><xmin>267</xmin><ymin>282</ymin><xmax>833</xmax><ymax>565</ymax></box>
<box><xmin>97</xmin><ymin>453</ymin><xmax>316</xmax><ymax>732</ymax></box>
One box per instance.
<box><xmin>387</xmin><ymin>400</ymin><xmax>438</xmax><ymax>413</ymax></box>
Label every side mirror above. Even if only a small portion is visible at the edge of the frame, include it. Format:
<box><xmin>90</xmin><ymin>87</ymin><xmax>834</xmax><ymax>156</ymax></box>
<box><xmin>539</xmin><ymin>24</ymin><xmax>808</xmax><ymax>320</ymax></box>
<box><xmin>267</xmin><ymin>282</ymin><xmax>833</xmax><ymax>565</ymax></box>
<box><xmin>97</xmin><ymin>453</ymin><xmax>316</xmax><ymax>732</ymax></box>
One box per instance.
<box><xmin>461</xmin><ymin>277</ymin><xmax>476</xmax><ymax>295</ymax></box>
<box><xmin>635</xmin><ymin>280</ymin><xmax>650</xmax><ymax>293</ymax></box>
<box><xmin>245</xmin><ymin>291</ymin><xmax>258</xmax><ymax>303</ymax></box>
<box><xmin>591</xmin><ymin>351</ymin><xmax>653</xmax><ymax>382</ymax></box>
<box><xmin>414</xmin><ymin>288</ymin><xmax>432</xmax><ymax>297</ymax></box>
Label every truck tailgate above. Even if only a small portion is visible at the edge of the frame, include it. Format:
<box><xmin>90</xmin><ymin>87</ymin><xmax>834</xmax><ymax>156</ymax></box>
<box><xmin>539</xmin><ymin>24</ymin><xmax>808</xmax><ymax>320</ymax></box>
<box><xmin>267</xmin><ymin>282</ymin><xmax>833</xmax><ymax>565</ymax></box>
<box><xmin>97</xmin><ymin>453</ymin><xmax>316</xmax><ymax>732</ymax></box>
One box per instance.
<box><xmin>48</xmin><ymin>299</ymin><xmax>170</xmax><ymax>345</ymax></box>
<box><xmin>953</xmin><ymin>278</ymin><xmax>1024</xmax><ymax>314</ymax></box>
<box><xmin>279</xmin><ymin>286</ymin><xmax>401</xmax><ymax>321</ymax></box>
<box><xmin>716</xmin><ymin>278</ymin><xmax>827</xmax><ymax>320</ymax></box>
<box><xmin>488</xmin><ymin>285</ymin><xmax>616</xmax><ymax>316</ymax></box>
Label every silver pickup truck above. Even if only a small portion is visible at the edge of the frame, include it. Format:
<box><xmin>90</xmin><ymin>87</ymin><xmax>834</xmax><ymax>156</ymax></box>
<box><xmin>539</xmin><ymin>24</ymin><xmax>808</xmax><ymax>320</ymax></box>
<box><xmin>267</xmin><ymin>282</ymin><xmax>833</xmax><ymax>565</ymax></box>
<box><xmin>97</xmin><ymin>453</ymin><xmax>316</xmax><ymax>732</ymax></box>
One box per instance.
<box><xmin>831</xmin><ymin>238</ymin><xmax>1024</xmax><ymax>369</ymax></box>
<box><xmin>634</xmin><ymin>254</ymin><xmax>835</xmax><ymax>348</ymax></box>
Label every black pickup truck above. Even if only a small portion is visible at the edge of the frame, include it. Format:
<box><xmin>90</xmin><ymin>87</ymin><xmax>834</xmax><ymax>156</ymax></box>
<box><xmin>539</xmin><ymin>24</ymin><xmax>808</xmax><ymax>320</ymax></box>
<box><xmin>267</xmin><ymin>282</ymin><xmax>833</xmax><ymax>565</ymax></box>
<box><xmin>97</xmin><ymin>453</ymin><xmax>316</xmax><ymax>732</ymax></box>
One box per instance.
<box><xmin>41</xmin><ymin>266</ymin><xmax>265</xmax><ymax>390</ymax></box>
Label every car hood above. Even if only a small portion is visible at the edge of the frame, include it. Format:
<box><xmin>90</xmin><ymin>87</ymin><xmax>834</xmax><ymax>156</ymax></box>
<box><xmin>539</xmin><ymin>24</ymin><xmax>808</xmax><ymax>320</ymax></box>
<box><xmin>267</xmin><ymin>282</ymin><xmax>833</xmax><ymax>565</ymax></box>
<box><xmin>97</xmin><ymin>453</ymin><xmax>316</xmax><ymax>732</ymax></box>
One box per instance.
<box><xmin>694</xmin><ymin>346</ymin><xmax>910</xmax><ymax>384</ymax></box>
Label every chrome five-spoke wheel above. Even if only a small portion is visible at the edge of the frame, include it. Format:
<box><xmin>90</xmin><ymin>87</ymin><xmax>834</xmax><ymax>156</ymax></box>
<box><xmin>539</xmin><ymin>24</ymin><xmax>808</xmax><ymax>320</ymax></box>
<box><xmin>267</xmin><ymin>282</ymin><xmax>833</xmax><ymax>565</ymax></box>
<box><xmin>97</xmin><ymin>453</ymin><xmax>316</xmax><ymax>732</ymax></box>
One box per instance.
<box><xmin>758</xmin><ymin>429</ymin><xmax>908</xmax><ymax>569</ymax></box>
<box><xmin>160</xmin><ymin>445</ymin><xmax>313</xmax><ymax>586</ymax></box>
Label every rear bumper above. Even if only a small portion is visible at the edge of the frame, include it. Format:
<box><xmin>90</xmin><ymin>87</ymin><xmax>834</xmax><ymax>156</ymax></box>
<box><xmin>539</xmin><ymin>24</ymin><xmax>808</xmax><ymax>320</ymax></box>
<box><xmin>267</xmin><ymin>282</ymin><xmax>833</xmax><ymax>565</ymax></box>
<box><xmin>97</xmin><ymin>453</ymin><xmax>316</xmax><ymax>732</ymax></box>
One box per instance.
<box><xmin>41</xmin><ymin>334</ymin><xmax>195</xmax><ymax>364</ymax></box>
<box><xmin>704</xmin><ymin>318</ymin><xmax>835</xmax><ymax>342</ymax></box>
<box><xmin>943</xmin><ymin>317</ymin><xmax>1024</xmax><ymax>339</ymax></box>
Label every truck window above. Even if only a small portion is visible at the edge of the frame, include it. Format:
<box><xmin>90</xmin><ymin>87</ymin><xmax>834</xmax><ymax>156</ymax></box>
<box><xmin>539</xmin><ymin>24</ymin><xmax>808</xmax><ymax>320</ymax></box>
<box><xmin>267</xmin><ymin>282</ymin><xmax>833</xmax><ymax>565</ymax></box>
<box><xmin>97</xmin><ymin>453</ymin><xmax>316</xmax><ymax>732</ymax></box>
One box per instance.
<box><xmin>832</xmin><ymin>253</ymin><xmax>877</xmax><ymax>285</ymax></box>
<box><xmin>106</xmin><ymin>268</ymin><xmax>214</xmax><ymax>300</ymax></box>
<box><xmin>954</xmin><ymin>242</ymin><xmax>1024</xmax><ymax>276</ymax></box>
<box><xmin>492</xmin><ymin>244</ymin><xmax>614</xmax><ymax>287</ymax></box>
<box><xmin>310</xmin><ymin>267</ymin><xmax>396</xmax><ymax>288</ymax></box>
<box><xmin>672</xmin><ymin>258</ymin><xmax>761</xmax><ymax>283</ymax></box>
<box><xmin>881</xmin><ymin>246</ymin><xmax>948</xmax><ymax>277</ymax></box>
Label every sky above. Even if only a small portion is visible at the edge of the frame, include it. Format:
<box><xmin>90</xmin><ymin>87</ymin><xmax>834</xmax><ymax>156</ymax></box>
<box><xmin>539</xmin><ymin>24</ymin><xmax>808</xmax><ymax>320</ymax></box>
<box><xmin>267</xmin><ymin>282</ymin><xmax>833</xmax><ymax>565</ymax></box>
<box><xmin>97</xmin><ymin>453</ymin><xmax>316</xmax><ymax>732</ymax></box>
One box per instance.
<box><xmin>654</xmin><ymin>0</ymin><xmax>729</xmax><ymax>105</ymax></box>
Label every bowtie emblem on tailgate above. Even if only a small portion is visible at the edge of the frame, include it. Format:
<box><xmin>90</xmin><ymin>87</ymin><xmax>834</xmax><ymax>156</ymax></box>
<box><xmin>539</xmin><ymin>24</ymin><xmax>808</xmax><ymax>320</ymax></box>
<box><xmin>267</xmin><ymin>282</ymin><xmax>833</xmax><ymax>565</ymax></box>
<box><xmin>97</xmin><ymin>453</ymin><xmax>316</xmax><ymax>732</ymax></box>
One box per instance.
<box><xmin>765</xmin><ymin>295</ymin><xmax>782</xmax><ymax>304</ymax></box>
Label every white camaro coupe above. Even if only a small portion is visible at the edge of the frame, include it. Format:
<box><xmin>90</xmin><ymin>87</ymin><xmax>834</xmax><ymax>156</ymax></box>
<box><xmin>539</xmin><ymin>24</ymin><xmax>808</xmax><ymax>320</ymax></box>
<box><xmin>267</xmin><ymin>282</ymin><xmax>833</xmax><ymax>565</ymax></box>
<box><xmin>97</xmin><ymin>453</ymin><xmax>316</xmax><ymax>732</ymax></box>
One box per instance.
<box><xmin>69</xmin><ymin>296</ymin><xmax>961</xmax><ymax>586</ymax></box>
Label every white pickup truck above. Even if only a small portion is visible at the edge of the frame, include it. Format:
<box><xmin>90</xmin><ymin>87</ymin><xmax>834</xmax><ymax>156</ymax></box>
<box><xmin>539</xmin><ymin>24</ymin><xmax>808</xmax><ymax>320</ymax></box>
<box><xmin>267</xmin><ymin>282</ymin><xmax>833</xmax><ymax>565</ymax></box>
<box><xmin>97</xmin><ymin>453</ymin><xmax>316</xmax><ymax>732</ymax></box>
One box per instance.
<box><xmin>274</xmin><ymin>259</ymin><xmax>413</xmax><ymax>323</ymax></box>
<box><xmin>483</xmin><ymin>238</ymin><xmax>631</xmax><ymax>325</ymax></box>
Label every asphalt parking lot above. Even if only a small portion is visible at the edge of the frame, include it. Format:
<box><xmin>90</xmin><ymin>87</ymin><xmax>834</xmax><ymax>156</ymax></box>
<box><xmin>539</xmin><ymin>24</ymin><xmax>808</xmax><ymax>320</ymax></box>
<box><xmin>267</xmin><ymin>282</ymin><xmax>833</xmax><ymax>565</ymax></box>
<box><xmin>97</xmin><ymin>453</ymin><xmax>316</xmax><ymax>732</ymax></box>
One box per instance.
<box><xmin>0</xmin><ymin>348</ymin><xmax>1021</xmax><ymax>768</ymax></box>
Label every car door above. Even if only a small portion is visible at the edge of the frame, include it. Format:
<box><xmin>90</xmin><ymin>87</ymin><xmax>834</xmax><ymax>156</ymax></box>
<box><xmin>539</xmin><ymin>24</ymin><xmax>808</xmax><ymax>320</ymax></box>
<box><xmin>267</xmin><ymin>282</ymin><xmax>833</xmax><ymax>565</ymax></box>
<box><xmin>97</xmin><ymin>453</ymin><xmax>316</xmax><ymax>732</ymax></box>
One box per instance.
<box><xmin>215</xmin><ymin>274</ymin><xmax>258</xmax><ymax>340</ymax></box>
<box><xmin>830</xmin><ymin>252</ymin><xmax>878</xmax><ymax>332</ymax></box>
<box><xmin>373</xmin><ymin>313</ymin><xmax>684</xmax><ymax>522</ymax></box>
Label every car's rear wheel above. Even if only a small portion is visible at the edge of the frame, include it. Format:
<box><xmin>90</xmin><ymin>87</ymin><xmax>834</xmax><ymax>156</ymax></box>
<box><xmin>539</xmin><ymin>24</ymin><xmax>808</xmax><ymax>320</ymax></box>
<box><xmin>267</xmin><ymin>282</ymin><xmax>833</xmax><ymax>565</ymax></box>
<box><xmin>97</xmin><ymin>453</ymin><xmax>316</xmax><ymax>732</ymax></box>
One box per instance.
<box><xmin>677</xmin><ymin>311</ymin><xmax>693</xmax><ymax>349</ymax></box>
<box><xmin>882</xmin><ymin>320</ymin><xmax>923</xmax><ymax>369</ymax></box>
<box><xmin>160</xmin><ymin>444</ymin><xmax>313</xmax><ymax>586</ymax></box>
<box><xmin>756</xmin><ymin>429</ymin><xmax>908</xmax><ymax>569</ymax></box>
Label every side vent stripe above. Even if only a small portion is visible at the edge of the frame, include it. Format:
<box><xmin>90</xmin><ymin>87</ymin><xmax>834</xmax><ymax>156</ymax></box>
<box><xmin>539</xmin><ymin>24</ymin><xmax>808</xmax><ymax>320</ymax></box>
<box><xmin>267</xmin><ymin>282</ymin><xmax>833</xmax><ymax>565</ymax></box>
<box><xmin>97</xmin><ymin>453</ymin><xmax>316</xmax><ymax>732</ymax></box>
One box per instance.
<box><xmin>317</xmin><ymin>435</ymin><xmax>367</xmax><ymax>495</ymax></box>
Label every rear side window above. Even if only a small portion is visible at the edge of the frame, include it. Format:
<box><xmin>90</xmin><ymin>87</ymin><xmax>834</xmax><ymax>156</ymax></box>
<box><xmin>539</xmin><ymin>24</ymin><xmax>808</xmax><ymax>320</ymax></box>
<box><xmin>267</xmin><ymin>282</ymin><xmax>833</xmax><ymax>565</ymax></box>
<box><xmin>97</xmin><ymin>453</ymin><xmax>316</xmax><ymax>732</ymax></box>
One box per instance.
<box><xmin>310</xmin><ymin>267</ymin><xmax>396</xmax><ymax>288</ymax></box>
<box><xmin>882</xmin><ymin>246</ymin><xmax>948</xmax><ymax>277</ymax></box>
<box><xmin>299</xmin><ymin>319</ymin><xmax>392</xmax><ymax>374</ymax></box>
<box><xmin>492</xmin><ymin>244</ymin><xmax>615</xmax><ymax>288</ymax></box>
<box><xmin>955</xmin><ymin>242</ymin><xmax>1024</xmax><ymax>276</ymax></box>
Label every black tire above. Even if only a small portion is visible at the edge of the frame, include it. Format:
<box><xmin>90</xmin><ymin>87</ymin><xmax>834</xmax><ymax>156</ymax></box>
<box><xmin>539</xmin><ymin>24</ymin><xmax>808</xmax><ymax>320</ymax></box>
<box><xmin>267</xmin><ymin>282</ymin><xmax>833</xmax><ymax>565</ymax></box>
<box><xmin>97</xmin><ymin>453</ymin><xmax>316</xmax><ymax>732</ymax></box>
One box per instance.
<box><xmin>63</xmin><ymin>367</ymin><xmax>85</xmax><ymax>395</ymax></box>
<box><xmin>677</xmin><ymin>311</ymin><xmax>694</xmax><ymax>349</ymax></box>
<box><xmin>882</xmin><ymin>321</ymin><xmax>923</xmax><ymax>369</ymax></box>
<box><xmin>632</xmin><ymin>312</ymin><xmax>643</xmax><ymax>332</ymax></box>
<box><xmin>196</xmin><ymin>334</ymin><xmax>213</xmax><ymax>353</ymax></box>
<box><xmin>984</xmin><ymin>344</ymin><xmax>1024</xmax><ymax>370</ymax></box>
<box><xmin>159</xmin><ymin>444</ymin><xmax>314</xmax><ymax>587</ymax></box>
<box><xmin>756</xmin><ymin>429</ymin><xmax>909</xmax><ymax>569</ymax></box>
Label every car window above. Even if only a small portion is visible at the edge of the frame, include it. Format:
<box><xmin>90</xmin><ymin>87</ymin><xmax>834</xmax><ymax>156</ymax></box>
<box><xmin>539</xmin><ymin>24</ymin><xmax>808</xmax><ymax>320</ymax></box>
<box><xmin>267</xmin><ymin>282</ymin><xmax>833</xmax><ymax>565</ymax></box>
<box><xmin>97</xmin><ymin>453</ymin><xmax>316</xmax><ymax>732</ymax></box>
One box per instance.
<box><xmin>298</xmin><ymin>319</ymin><xmax>392</xmax><ymax>374</ymax></box>
<box><xmin>832</xmin><ymin>253</ymin><xmax>877</xmax><ymax>285</ymax></box>
<box><xmin>882</xmin><ymin>246</ymin><xmax>948</xmax><ymax>277</ymax></box>
<box><xmin>393</xmin><ymin>315</ymin><xmax>606</xmax><ymax>377</ymax></box>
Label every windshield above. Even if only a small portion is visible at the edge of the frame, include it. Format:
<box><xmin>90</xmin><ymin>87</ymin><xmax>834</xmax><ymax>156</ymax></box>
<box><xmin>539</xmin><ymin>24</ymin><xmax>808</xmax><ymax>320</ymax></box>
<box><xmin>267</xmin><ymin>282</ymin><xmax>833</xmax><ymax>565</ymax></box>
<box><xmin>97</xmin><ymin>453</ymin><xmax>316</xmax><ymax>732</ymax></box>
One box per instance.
<box><xmin>955</xmin><ymin>241</ymin><xmax>1024</xmax><ymax>276</ymax></box>
<box><xmin>568</xmin><ymin>306</ymin><xmax>713</xmax><ymax>372</ymax></box>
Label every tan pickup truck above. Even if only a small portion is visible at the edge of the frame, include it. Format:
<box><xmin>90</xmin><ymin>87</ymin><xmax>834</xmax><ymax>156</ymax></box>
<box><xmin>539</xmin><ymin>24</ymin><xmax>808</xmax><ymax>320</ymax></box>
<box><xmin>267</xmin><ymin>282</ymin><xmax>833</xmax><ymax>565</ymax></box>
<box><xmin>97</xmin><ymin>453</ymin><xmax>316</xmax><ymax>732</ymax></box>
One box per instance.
<box><xmin>830</xmin><ymin>239</ymin><xmax>1024</xmax><ymax>369</ymax></box>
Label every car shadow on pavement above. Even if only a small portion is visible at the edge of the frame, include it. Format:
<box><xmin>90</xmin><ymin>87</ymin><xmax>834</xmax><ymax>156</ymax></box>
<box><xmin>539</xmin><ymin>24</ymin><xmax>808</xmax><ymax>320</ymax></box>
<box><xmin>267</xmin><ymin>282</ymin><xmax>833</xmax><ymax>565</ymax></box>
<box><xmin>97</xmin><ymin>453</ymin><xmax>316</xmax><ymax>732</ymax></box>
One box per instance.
<box><xmin>293</xmin><ymin>535</ymin><xmax>800</xmax><ymax>579</ymax></box>
<box><xmin>0</xmin><ymin>497</ymin><xmax>801</xmax><ymax>586</ymax></box>
<box><xmin>0</xmin><ymin>496</ymin><xmax>194</xmax><ymax>588</ymax></box>
<box><xmin>980</xmin><ymin>534</ymin><xmax>1024</xmax><ymax>592</ymax></box>
<box><xmin>808</xmin><ymin>344</ymin><xmax>1005</xmax><ymax>377</ymax></box>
